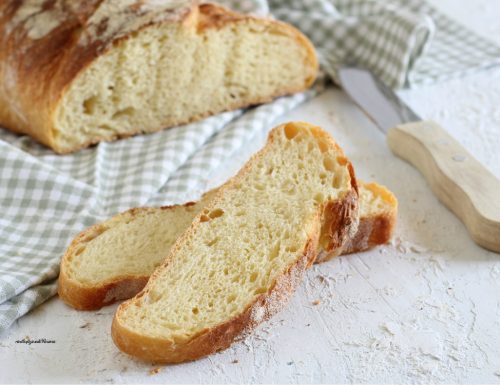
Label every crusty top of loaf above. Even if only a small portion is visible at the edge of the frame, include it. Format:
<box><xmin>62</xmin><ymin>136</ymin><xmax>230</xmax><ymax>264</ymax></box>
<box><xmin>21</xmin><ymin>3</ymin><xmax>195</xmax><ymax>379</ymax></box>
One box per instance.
<box><xmin>5</xmin><ymin>1</ymin><xmax>195</xmax><ymax>42</ymax></box>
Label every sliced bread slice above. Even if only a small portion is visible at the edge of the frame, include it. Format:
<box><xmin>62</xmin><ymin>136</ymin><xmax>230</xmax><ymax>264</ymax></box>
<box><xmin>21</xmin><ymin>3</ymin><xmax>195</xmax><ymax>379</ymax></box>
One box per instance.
<box><xmin>58</xmin><ymin>182</ymin><xmax>397</xmax><ymax>310</ymax></box>
<box><xmin>111</xmin><ymin>122</ymin><xmax>359</xmax><ymax>363</ymax></box>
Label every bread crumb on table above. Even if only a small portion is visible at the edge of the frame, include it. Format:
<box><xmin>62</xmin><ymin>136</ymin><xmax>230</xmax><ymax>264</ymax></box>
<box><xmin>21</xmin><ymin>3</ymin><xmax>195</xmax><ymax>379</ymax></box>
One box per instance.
<box><xmin>312</xmin><ymin>299</ymin><xmax>321</xmax><ymax>305</ymax></box>
<box><xmin>149</xmin><ymin>367</ymin><xmax>162</xmax><ymax>375</ymax></box>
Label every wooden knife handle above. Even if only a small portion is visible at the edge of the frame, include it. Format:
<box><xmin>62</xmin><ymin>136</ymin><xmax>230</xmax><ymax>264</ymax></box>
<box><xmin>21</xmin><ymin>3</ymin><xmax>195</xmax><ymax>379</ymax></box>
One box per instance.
<box><xmin>387</xmin><ymin>120</ymin><xmax>500</xmax><ymax>253</ymax></box>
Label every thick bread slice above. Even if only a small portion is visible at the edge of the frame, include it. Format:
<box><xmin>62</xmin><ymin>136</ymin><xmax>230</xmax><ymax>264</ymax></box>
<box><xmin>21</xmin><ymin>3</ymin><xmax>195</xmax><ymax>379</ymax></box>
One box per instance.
<box><xmin>111</xmin><ymin>122</ymin><xmax>359</xmax><ymax>363</ymax></box>
<box><xmin>0</xmin><ymin>1</ymin><xmax>317</xmax><ymax>153</ymax></box>
<box><xmin>59</xmin><ymin>182</ymin><xmax>397</xmax><ymax>310</ymax></box>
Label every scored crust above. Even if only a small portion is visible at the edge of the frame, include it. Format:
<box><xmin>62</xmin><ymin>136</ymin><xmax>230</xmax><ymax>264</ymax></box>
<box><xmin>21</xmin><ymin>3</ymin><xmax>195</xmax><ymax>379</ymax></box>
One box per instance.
<box><xmin>111</xmin><ymin>122</ymin><xmax>359</xmax><ymax>363</ymax></box>
<box><xmin>0</xmin><ymin>2</ymin><xmax>318</xmax><ymax>153</ymax></box>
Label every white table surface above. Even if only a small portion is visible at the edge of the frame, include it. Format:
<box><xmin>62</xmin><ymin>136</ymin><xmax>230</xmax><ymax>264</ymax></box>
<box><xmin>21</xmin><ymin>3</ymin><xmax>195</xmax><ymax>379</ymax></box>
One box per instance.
<box><xmin>2</xmin><ymin>1</ymin><xmax>500</xmax><ymax>384</ymax></box>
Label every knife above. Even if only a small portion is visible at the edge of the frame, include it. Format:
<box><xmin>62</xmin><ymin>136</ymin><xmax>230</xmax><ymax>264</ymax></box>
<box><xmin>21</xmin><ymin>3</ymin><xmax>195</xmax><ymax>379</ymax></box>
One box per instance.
<box><xmin>338</xmin><ymin>66</ymin><xmax>500</xmax><ymax>253</ymax></box>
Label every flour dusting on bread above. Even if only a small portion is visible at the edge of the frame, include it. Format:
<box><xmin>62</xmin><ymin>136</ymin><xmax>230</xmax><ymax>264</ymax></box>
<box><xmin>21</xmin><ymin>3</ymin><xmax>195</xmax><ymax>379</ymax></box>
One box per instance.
<box><xmin>9</xmin><ymin>0</ymin><xmax>65</xmax><ymax>39</ymax></box>
<box><xmin>81</xmin><ymin>0</ymin><xmax>195</xmax><ymax>45</ymax></box>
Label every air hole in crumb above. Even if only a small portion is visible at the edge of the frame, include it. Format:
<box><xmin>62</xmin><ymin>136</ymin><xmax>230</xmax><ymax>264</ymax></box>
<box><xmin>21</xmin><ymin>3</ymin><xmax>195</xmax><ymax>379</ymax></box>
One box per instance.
<box><xmin>286</xmin><ymin>245</ymin><xmax>299</xmax><ymax>253</ymax></box>
<box><xmin>254</xmin><ymin>183</ymin><xmax>265</xmax><ymax>191</ymax></box>
<box><xmin>223</xmin><ymin>268</ymin><xmax>229</xmax><ymax>275</ymax></box>
<box><xmin>318</xmin><ymin>139</ymin><xmax>329</xmax><ymax>153</ymax></box>
<box><xmin>112</xmin><ymin>107</ymin><xmax>135</xmax><ymax>120</ymax></box>
<box><xmin>227</xmin><ymin>294</ymin><xmax>237</xmax><ymax>303</ymax></box>
<box><xmin>281</xmin><ymin>180</ymin><xmax>295</xmax><ymax>195</ymax></box>
<box><xmin>209</xmin><ymin>208</ymin><xmax>224</xmax><ymax>219</ymax></box>
<box><xmin>148</xmin><ymin>291</ymin><xmax>161</xmax><ymax>304</ymax></box>
<box><xmin>82</xmin><ymin>96</ymin><xmax>98</xmax><ymax>115</ymax></box>
<box><xmin>200</xmin><ymin>209</ymin><xmax>210</xmax><ymax>222</ymax></box>
<box><xmin>307</xmin><ymin>142</ymin><xmax>315</xmax><ymax>153</ymax></box>
<box><xmin>98</xmin><ymin>124</ymin><xmax>113</xmax><ymax>132</ymax></box>
<box><xmin>269</xmin><ymin>242</ymin><xmax>280</xmax><ymax>260</ymax></box>
<box><xmin>192</xmin><ymin>307</ymin><xmax>199</xmax><ymax>315</ymax></box>
<box><xmin>206</xmin><ymin>237</ymin><xmax>219</xmax><ymax>247</ymax></box>
<box><xmin>284</xmin><ymin>123</ymin><xmax>299</xmax><ymax>140</ymax></box>
<box><xmin>323</xmin><ymin>156</ymin><xmax>336</xmax><ymax>172</ymax></box>
<box><xmin>332</xmin><ymin>174</ymin><xmax>342</xmax><ymax>188</ymax></box>
<box><xmin>314</xmin><ymin>193</ymin><xmax>324</xmax><ymax>204</ymax></box>
<box><xmin>254</xmin><ymin>287</ymin><xmax>267</xmax><ymax>295</ymax></box>
<box><xmin>337</xmin><ymin>156</ymin><xmax>348</xmax><ymax>166</ymax></box>
<box><xmin>249</xmin><ymin>272</ymin><xmax>258</xmax><ymax>283</ymax></box>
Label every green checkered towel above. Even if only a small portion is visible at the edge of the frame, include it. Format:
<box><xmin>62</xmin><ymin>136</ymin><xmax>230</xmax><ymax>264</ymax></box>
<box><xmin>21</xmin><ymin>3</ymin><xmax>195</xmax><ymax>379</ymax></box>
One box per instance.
<box><xmin>1</xmin><ymin>0</ymin><xmax>499</xmax><ymax>332</ymax></box>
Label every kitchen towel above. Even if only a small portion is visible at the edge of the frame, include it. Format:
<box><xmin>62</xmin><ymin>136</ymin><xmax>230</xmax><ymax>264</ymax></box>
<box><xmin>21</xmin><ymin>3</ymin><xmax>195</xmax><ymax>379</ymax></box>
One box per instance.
<box><xmin>1</xmin><ymin>0</ymin><xmax>500</xmax><ymax>332</ymax></box>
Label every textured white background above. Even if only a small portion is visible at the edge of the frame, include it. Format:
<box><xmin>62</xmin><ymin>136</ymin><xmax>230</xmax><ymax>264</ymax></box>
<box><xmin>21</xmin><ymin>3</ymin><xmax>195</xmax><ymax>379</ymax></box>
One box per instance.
<box><xmin>1</xmin><ymin>0</ymin><xmax>500</xmax><ymax>383</ymax></box>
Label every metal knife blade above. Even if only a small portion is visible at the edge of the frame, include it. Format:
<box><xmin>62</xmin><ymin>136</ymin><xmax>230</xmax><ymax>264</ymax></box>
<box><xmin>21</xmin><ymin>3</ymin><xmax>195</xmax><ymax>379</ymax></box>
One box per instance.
<box><xmin>338</xmin><ymin>66</ymin><xmax>420</xmax><ymax>133</ymax></box>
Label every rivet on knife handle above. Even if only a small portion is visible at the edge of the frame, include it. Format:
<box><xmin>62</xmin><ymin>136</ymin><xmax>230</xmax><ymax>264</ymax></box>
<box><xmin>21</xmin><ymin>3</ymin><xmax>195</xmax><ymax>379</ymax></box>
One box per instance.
<box><xmin>387</xmin><ymin>120</ymin><xmax>500</xmax><ymax>253</ymax></box>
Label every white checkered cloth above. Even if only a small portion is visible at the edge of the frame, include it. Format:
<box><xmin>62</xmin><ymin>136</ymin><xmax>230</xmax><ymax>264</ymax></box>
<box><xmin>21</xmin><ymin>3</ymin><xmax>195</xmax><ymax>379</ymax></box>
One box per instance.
<box><xmin>1</xmin><ymin>0</ymin><xmax>500</xmax><ymax>332</ymax></box>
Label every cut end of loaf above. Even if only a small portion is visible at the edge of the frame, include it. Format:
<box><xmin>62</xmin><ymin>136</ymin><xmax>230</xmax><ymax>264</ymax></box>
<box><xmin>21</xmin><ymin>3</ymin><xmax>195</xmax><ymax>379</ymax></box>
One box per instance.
<box><xmin>317</xmin><ymin>181</ymin><xmax>398</xmax><ymax>261</ymax></box>
<box><xmin>52</xmin><ymin>4</ymin><xmax>318</xmax><ymax>153</ymax></box>
<box><xmin>341</xmin><ymin>181</ymin><xmax>397</xmax><ymax>254</ymax></box>
<box><xmin>112</xmin><ymin>122</ymin><xmax>358</xmax><ymax>363</ymax></box>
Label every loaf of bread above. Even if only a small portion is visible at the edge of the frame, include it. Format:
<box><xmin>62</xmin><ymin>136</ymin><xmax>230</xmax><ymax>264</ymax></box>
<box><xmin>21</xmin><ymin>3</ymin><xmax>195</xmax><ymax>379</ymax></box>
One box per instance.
<box><xmin>0</xmin><ymin>1</ymin><xmax>318</xmax><ymax>153</ymax></box>
<box><xmin>59</xmin><ymin>181</ymin><xmax>397</xmax><ymax>310</ymax></box>
<box><xmin>111</xmin><ymin>122</ymin><xmax>359</xmax><ymax>363</ymax></box>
